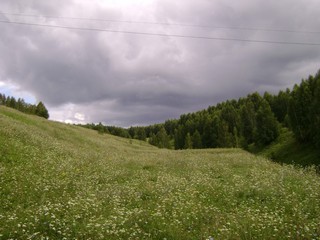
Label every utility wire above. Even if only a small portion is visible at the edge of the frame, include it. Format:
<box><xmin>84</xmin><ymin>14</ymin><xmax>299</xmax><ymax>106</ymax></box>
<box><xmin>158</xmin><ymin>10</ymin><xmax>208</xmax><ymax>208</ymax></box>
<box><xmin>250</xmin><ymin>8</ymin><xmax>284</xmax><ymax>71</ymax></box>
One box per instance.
<box><xmin>1</xmin><ymin>11</ymin><xmax>320</xmax><ymax>35</ymax></box>
<box><xmin>0</xmin><ymin>19</ymin><xmax>320</xmax><ymax>46</ymax></box>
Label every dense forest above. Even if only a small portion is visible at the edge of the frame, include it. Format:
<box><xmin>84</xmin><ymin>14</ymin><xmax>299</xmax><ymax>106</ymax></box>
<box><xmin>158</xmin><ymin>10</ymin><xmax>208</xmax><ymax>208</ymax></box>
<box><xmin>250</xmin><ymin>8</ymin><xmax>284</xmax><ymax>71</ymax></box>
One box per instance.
<box><xmin>81</xmin><ymin>70</ymin><xmax>320</xmax><ymax>152</ymax></box>
<box><xmin>0</xmin><ymin>93</ymin><xmax>49</xmax><ymax>119</ymax></box>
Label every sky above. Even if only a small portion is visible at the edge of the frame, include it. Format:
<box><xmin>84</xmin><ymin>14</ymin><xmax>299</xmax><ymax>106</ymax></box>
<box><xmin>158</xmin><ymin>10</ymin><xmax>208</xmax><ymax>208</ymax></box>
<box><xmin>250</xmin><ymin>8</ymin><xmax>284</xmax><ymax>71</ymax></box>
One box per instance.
<box><xmin>0</xmin><ymin>0</ymin><xmax>320</xmax><ymax>127</ymax></box>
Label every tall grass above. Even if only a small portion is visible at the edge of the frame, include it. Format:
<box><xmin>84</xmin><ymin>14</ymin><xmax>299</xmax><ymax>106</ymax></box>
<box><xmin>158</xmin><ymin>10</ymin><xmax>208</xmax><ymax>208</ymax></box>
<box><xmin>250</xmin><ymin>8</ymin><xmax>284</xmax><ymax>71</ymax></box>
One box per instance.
<box><xmin>1</xmin><ymin>106</ymin><xmax>320</xmax><ymax>239</ymax></box>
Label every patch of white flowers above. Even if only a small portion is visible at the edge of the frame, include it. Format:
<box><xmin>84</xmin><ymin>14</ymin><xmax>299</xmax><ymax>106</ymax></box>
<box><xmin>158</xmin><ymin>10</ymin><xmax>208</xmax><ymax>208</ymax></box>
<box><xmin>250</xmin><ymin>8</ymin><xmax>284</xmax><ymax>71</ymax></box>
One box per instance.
<box><xmin>0</xmin><ymin>108</ymin><xmax>320</xmax><ymax>239</ymax></box>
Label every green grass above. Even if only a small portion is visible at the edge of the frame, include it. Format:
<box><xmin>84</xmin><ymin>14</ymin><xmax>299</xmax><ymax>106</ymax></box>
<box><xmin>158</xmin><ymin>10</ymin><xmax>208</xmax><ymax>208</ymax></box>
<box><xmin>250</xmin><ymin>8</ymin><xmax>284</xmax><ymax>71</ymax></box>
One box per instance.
<box><xmin>1</xmin><ymin>106</ymin><xmax>320</xmax><ymax>239</ymax></box>
<box><xmin>250</xmin><ymin>128</ymin><xmax>320</xmax><ymax>167</ymax></box>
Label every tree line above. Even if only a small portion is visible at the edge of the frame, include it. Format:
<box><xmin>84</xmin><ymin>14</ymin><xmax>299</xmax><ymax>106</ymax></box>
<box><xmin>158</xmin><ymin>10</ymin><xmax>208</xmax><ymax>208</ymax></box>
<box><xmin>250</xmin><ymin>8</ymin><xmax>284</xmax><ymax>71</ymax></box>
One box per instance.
<box><xmin>0</xmin><ymin>93</ymin><xmax>49</xmax><ymax>119</ymax></box>
<box><xmin>81</xmin><ymin>70</ymin><xmax>320</xmax><ymax>150</ymax></box>
<box><xmin>79</xmin><ymin>123</ymin><xmax>131</xmax><ymax>138</ymax></box>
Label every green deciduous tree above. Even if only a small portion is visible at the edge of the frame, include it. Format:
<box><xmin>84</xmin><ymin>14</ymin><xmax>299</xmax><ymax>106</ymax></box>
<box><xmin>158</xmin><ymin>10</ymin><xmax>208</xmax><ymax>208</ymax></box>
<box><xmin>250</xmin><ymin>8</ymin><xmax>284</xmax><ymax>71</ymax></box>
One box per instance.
<box><xmin>309</xmin><ymin>71</ymin><xmax>320</xmax><ymax>146</ymax></box>
<box><xmin>216</xmin><ymin>119</ymin><xmax>234</xmax><ymax>148</ymax></box>
<box><xmin>150</xmin><ymin>127</ymin><xmax>171</xmax><ymax>149</ymax></box>
<box><xmin>255</xmin><ymin>100</ymin><xmax>279</xmax><ymax>145</ymax></box>
<box><xmin>174</xmin><ymin>125</ymin><xmax>185</xmax><ymax>149</ymax></box>
<box><xmin>271</xmin><ymin>89</ymin><xmax>291</xmax><ymax>123</ymax></box>
<box><xmin>288</xmin><ymin>79</ymin><xmax>313</xmax><ymax>142</ymax></box>
<box><xmin>202</xmin><ymin>116</ymin><xmax>215</xmax><ymax>148</ymax></box>
<box><xmin>135</xmin><ymin>128</ymin><xmax>147</xmax><ymax>141</ymax></box>
<box><xmin>192</xmin><ymin>130</ymin><xmax>202</xmax><ymax>149</ymax></box>
<box><xmin>240</xmin><ymin>99</ymin><xmax>256</xmax><ymax>145</ymax></box>
<box><xmin>184</xmin><ymin>133</ymin><xmax>193</xmax><ymax>149</ymax></box>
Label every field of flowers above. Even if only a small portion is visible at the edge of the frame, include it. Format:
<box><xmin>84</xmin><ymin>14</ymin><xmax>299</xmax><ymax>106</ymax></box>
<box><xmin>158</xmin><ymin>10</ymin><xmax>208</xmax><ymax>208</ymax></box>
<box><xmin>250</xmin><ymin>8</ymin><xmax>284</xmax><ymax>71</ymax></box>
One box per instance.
<box><xmin>0</xmin><ymin>106</ymin><xmax>320</xmax><ymax>240</ymax></box>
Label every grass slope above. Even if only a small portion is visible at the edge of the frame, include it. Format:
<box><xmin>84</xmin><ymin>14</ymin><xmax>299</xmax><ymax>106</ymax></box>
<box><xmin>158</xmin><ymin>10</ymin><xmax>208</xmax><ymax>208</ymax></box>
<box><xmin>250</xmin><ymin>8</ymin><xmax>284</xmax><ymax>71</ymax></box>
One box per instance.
<box><xmin>251</xmin><ymin>128</ymin><xmax>320</xmax><ymax>167</ymax></box>
<box><xmin>0</xmin><ymin>106</ymin><xmax>320</xmax><ymax>240</ymax></box>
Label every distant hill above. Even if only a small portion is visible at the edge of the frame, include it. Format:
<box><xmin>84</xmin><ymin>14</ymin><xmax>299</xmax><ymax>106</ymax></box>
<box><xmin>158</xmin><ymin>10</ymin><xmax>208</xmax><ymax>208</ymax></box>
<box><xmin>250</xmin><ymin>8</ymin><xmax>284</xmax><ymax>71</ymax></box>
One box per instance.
<box><xmin>0</xmin><ymin>106</ymin><xmax>320</xmax><ymax>239</ymax></box>
<box><xmin>82</xmin><ymin>70</ymin><xmax>320</xmax><ymax>167</ymax></box>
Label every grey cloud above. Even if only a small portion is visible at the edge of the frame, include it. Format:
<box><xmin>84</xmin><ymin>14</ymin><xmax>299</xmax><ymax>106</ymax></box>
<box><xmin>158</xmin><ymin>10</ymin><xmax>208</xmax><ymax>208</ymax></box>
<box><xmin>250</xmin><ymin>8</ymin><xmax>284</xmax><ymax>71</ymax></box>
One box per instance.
<box><xmin>1</xmin><ymin>0</ymin><xmax>320</xmax><ymax>127</ymax></box>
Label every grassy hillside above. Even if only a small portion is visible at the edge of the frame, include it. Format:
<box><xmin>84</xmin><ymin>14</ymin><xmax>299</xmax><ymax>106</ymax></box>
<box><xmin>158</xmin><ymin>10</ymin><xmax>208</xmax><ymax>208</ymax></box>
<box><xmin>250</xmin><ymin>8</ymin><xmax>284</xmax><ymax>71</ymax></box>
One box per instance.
<box><xmin>250</xmin><ymin>128</ymin><xmax>320</xmax><ymax>168</ymax></box>
<box><xmin>0</xmin><ymin>106</ymin><xmax>320</xmax><ymax>240</ymax></box>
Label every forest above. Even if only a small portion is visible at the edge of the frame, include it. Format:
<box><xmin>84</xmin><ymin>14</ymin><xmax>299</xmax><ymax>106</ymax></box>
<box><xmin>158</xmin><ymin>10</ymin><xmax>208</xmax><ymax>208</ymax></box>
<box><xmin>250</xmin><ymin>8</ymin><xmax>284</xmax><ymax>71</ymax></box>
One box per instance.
<box><xmin>82</xmin><ymin>70</ymin><xmax>320</xmax><ymax>153</ymax></box>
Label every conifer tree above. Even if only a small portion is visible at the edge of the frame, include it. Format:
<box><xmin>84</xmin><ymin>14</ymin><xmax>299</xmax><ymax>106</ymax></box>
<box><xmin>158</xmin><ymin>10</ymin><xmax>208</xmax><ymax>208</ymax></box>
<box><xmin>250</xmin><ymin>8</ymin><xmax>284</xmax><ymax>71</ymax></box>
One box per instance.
<box><xmin>35</xmin><ymin>101</ymin><xmax>49</xmax><ymax>119</ymax></box>
<box><xmin>6</xmin><ymin>96</ymin><xmax>17</xmax><ymax>108</ymax></box>
<box><xmin>17</xmin><ymin>98</ymin><xmax>26</xmax><ymax>112</ymax></box>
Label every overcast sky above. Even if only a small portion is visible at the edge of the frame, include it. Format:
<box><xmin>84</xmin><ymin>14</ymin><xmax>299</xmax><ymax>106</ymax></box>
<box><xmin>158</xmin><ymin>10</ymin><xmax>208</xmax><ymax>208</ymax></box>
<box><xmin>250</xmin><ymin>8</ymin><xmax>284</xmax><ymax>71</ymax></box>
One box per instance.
<box><xmin>0</xmin><ymin>0</ymin><xmax>320</xmax><ymax>127</ymax></box>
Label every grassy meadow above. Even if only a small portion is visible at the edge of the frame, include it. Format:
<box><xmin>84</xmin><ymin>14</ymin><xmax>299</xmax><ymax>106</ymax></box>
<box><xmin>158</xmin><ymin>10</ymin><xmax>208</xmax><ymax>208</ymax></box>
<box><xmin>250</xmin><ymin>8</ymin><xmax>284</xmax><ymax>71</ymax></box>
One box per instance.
<box><xmin>0</xmin><ymin>106</ymin><xmax>320</xmax><ymax>239</ymax></box>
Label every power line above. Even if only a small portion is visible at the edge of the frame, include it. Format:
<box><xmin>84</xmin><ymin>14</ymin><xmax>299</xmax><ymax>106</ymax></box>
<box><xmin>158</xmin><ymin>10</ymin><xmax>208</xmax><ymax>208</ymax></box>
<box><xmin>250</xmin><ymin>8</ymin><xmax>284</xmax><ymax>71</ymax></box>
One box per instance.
<box><xmin>0</xmin><ymin>19</ymin><xmax>320</xmax><ymax>46</ymax></box>
<box><xmin>1</xmin><ymin>11</ymin><xmax>320</xmax><ymax>35</ymax></box>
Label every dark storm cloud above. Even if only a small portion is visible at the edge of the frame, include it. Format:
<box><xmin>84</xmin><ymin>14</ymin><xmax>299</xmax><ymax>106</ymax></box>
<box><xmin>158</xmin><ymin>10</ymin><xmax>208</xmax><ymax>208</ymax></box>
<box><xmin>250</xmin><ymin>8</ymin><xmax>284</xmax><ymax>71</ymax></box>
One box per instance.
<box><xmin>0</xmin><ymin>0</ymin><xmax>320</xmax><ymax>126</ymax></box>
